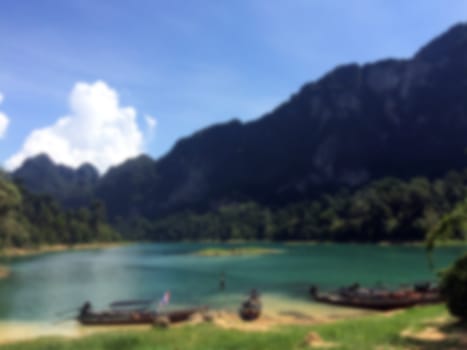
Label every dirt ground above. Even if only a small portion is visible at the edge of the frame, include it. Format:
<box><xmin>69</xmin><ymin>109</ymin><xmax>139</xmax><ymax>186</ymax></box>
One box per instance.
<box><xmin>401</xmin><ymin>316</ymin><xmax>467</xmax><ymax>349</ymax></box>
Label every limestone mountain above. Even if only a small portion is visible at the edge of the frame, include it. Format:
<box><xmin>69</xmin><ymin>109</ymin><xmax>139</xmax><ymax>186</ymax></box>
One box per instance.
<box><xmin>13</xmin><ymin>154</ymin><xmax>99</xmax><ymax>208</ymax></box>
<box><xmin>12</xmin><ymin>23</ymin><xmax>467</xmax><ymax>221</ymax></box>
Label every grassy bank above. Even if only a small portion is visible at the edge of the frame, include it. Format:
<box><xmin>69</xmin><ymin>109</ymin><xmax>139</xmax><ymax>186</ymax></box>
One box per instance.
<box><xmin>194</xmin><ymin>247</ymin><xmax>283</xmax><ymax>257</ymax></box>
<box><xmin>1</xmin><ymin>305</ymin><xmax>465</xmax><ymax>350</ymax></box>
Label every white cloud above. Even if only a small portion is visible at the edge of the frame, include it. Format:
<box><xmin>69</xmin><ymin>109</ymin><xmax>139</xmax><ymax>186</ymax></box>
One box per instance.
<box><xmin>0</xmin><ymin>93</ymin><xmax>9</xmax><ymax>139</ymax></box>
<box><xmin>145</xmin><ymin>114</ymin><xmax>157</xmax><ymax>131</ymax></box>
<box><xmin>0</xmin><ymin>112</ymin><xmax>9</xmax><ymax>139</ymax></box>
<box><xmin>6</xmin><ymin>81</ymin><xmax>145</xmax><ymax>173</ymax></box>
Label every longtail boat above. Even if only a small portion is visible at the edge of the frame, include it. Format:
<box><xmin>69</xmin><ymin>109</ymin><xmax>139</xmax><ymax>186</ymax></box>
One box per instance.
<box><xmin>309</xmin><ymin>283</ymin><xmax>442</xmax><ymax>311</ymax></box>
<box><xmin>77</xmin><ymin>301</ymin><xmax>207</xmax><ymax>326</ymax></box>
<box><xmin>239</xmin><ymin>289</ymin><xmax>261</xmax><ymax>321</ymax></box>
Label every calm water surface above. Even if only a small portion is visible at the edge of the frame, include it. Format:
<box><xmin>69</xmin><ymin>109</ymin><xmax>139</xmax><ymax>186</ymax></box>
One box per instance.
<box><xmin>0</xmin><ymin>243</ymin><xmax>463</xmax><ymax>321</ymax></box>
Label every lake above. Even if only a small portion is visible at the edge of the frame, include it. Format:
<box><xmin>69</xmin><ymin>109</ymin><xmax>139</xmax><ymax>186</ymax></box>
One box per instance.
<box><xmin>0</xmin><ymin>243</ymin><xmax>463</xmax><ymax>322</ymax></box>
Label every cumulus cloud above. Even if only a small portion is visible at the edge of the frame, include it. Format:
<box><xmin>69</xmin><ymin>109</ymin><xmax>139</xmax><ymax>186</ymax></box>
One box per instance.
<box><xmin>0</xmin><ymin>93</ymin><xmax>9</xmax><ymax>139</ymax></box>
<box><xmin>6</xmin><ymin>81</ymin><xmax>145</xmax><ymax>173</ymax></box>
<box><xmin>0</xmin><ymin>113</ymin><xmax>9</xmax><ymax>139</ymax></box>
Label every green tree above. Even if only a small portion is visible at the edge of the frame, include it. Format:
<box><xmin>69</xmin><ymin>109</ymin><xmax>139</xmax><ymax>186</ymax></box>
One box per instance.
<box><xmin>439</xmin><ymin>254</ymin><xmax>467</xmax><ymax>320</ymax></box>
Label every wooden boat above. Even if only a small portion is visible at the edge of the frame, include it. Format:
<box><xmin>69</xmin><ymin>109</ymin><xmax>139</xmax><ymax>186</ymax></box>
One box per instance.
<box><xmin>77</xmin><ymin>302</ymin><xmax>207</xmax><ymax>326</ymax></box>
<box><xmin>309</xmin><ymin>284</ymin><xmax>442</xmax><ymax>311</ymax></box>
<box><xmin>239</xmin><ymin>301</ymin><xmax>261</xmax><ymax>321</ymax></box>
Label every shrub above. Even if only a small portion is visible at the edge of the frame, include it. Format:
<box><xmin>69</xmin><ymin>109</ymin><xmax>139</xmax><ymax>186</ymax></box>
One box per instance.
<box><xmin>440</xmin><ymin>253</ymin><xmax>467</xmax><ymax>320</ymax></box>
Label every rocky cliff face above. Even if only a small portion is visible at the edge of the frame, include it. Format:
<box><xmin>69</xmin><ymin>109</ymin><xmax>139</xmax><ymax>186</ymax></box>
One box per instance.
<box><xmin>13</xmin><ymin>23</ymin><xmax>467</xmax><ymax>219</ymax></box>
<box><xmin>138</xmin><ymin>23</ymin><xmax>467</xmax><ymax>215</ymax></box>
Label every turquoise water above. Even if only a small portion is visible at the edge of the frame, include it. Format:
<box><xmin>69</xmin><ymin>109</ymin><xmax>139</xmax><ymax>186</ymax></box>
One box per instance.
<box><xmin>0</xmin><ymin>243</ymin><xmax>463</xmax><ymax>321</ymax></box>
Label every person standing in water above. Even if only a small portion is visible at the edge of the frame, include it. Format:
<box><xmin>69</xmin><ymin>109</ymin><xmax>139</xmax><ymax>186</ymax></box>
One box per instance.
<box><xmin>219</xmin><ymin>271</ymin><xmax>226</xmax><ymax>291</ymax></box>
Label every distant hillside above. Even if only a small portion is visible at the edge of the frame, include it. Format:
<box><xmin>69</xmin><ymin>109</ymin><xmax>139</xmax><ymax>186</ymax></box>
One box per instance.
<box><xmin>94</xmin><ymin>155</ymin><xmax>158</xmax><ymax>220</ymax></box>
<box><xmin>13</xmin><ymin>154</ymin><xmax>99</xmax><ymax>208</ymax></box>
<box><xmin>13</xmin><ymin>23</ymin><xmax>467</xmax><ymax>226</ymax></box>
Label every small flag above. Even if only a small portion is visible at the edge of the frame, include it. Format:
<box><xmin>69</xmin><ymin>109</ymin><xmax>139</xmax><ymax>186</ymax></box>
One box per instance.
<box><xmin>159</xmin><ymin>291</ymin><xmax>171</xmax><ymax>308</ymax></box>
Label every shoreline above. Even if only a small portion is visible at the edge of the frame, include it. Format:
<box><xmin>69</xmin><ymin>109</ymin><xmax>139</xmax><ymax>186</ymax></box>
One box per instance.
<box><xmin>0</xmin><ymin>304</ymin><xmax>371</xmax><ymax>345</ymax></box>
<box><xmin>2</xmin><ymin>240</ymin><xmax>462</xmax><ymax>258</ymax></box>
<box><xmin>158</xmin><ymin>239</ymin><xmax>467</xmax><ymax>247</ymax></box>
<box><xmin>0</xmin><ymin>242</ymin><xmax>129</xmax><ymax>259</ymax></box>
<box><xmin>0</xmin><ymin>305</ymin><xmax>460</xmax><ymax>349</ymax></box>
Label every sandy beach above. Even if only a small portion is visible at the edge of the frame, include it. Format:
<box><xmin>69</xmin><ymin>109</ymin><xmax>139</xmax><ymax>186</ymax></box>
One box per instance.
<box><xmin>0</xmin><ymin>321</ymin><xmax>155</xmax><ymax>345</ymax></box>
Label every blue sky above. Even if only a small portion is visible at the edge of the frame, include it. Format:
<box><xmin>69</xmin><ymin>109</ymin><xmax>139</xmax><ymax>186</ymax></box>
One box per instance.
<box><xmin>0</xmin><ymin>0</ymin><xmax>466</xmax><ymax>172</ymax></box>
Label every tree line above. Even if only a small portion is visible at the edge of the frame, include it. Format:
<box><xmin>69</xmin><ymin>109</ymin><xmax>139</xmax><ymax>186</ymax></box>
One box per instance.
<box><xmin>4</xmin><ymin>168</ymin><xmax>467</xmax><ymax>246</ymax></box>
<box><xmin>0</xmin><ymin>173</ymin><xmax>119</xmax><ymax>249</ymax></box>
<box><xmin>126</xmin><ymin>170</ymin><xmax>467</xmax><ymax>242</ymax></box>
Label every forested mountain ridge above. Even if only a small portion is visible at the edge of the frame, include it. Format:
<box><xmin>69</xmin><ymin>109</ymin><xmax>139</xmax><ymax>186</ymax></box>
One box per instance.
<box><xmin>128</xmin><ymin>23</ymin><xmax>467</xmax><ymax>217</ymax></box>
<box><xmin>11</xmin><ymin>23</ymin><xmax>467</xmax><ymax>240</ymax></box>
<box><xmin>13</xmin><ymin>154</ymin><xmax>99</xmax><ymax>208</ymax></box>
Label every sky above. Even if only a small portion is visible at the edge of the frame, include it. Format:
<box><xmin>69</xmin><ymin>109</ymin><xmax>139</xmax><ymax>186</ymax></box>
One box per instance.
<box><xmin>0</xmin><ymin>0</ymin><xmax>466</xmax><ymax>173</ymax></box>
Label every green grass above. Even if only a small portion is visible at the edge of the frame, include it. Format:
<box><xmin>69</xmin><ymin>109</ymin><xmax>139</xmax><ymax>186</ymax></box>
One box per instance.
<box><xmin>194</xmin><ymin>247</ymin><xmax>283</xmax><ymax>257</ymax></box>
<box><xmin>1</xmin><ymin>305</ymin><xmax>463</xmax><ymax>350</ymax></box>
<box><xmin>311</xmin><ymin>305</ymin><xmax>451</xmax><ymax>350</ymax></box>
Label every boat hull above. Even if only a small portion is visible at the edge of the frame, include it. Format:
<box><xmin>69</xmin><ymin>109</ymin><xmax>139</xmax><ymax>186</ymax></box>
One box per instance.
<box><xmin>239</xmin><ymin>307</ymin><xmax>261</xmax><ymax>321</ymax></box>
<box><xmin>310</xmin><ymin>288</ymin><xmax>442</xmax><ymax>311</ymax></box>
<box><xmin>78</xmin><ymin>307</ymin><xmax>206</xmax><ymax>326</ymax></box>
